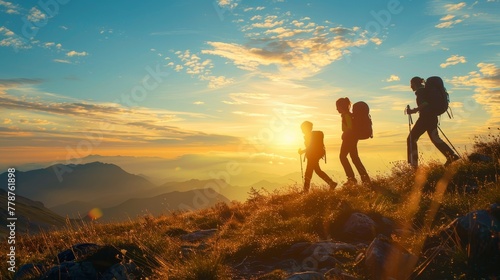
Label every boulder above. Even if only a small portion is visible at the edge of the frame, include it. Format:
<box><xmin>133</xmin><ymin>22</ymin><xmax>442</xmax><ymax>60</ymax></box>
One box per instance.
<box><xmin>365</xmin><ymin>235</ymin><xmax>418</xmax><ymax>280</ymax></box>
<box><xmin>285</xmin><ymin>271</ymin><xmax>325</xmax><ymax>280</ymax></box>
<box><xmin>342</xmin><ymin>212</ymin><xmax>376</xmax><ymax>242</ymax></box>
<box><xmin>452</xmin><ymin>204</ymin><xmax>500</xmax><ymax>277</ymax></box>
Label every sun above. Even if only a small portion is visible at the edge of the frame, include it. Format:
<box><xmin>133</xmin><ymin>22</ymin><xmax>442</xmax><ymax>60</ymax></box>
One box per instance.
<box><xmin>277</xmin><ymin>130</ymin><xmax>303</xmax><ymax>147</ymax></box>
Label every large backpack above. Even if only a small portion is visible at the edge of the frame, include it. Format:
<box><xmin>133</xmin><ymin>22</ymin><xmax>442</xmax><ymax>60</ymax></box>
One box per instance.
<box><xmin>425</xmin><ymin>76</ymin><xmax>450</xmax><ymax>116</ymax></box>
<box><xmin>309</xmin><ymin>130</ymin><xmax>326</xmax><ymax>161</ymax></box>
<box><xmin>352</xmin><ymin>101</ymin><xmax>373</xmax><ymax>140</ymax></box>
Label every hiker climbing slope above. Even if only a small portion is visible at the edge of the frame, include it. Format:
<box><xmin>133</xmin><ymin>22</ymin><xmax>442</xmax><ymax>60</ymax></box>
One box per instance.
<box><xmin>406</xmin><ymin>76</ymin><xmax>459</xmax><ymax>168</ymax></box>
<box><xmin>336</xmin><ymin>97</ymin><xmax>371</xmax><ymax>186</ymax></box>
<box><xmin>298</xmin><ymin>121</ymin><xmax>337</xmax><ymax>193</ymax></box>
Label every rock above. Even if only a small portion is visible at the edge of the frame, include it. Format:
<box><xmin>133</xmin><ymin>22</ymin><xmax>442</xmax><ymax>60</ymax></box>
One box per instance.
<box><xmin>43</xmin><ymin>261</ymin><xmax>98</xmax><ymax>280</ymax></box>
<box><xmin>365</xmin><ymin>235</ymin><xmax>418</xmax><ymax>280</ymax></box>
<box><xmin>342</xmin><ymin>212</ymin><xmax>376</xmax><ymax>242</ymax></box>
<box><xmin>468</xmin><ymin>152</ymin><xmax>493</xmax><ymax>163</ymax></box>
<box><xmin>285</xmin><ymin>271</ymin><xmax>325</xmax><ymax>280</ymax></box>
<box><xmin>283</xmin><ymin>242</ymin><xmax>357</xmax><ymax>259</ymax></box>
<box><xmin>180</xmin><ymin>228</ymin><xmax>217</xmax><ymax>242</ymax></box>
<box><xmin>324</xmin><ymin>268</ymin><xmax>359</xmax><ymax>280</ymax></box>
<box><xmin>13</xmin><ymin>263</ymin><xmax>46</xmax><ymax>280</ymax></box>
<box><xmin>100</xmin><ymin>262</ymin><xmax>139</xmax><ymax>280</ymax></box>
<box><xmin>56</xmin><ymin>243</ymin><xmax>101</xmax><ymax>263</ymax></box>
<box><xmin>37</xmin><ymin>244</ymin><xmax>144</xmax><ymax>280</ymax></box>
<box><xmin>452</xmin><ymin>205</ymin><xmax>500</xmax><ymax>277</ymax></box>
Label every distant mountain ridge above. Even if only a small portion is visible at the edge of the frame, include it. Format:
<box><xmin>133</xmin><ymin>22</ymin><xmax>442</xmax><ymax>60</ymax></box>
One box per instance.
<box><xmin>0</xmin><ymin>162</ymin><xmax>233</xmax><ymax>222</ymax></box>
<box><xmin>0</xmin><ymin>162</ymin><xmax>156</xmax><ymax>208</ymax></box>
<box><xmin>0</xmin><ymin>189</ymin><xmax>65</xmax><ymax>237</ymax></box>
<box><xmin>98</xmin><ymin>188</ymin><xmax>230</xmax><ymax>222</ymax></box>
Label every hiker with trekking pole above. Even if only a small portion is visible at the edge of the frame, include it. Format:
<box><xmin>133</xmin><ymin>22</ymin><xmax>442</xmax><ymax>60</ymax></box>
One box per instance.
<box><xmin>406</xmin><ymin>76</ymin><xmax>460</xmax><ymax>168</ymax></box>
<box><xmin>298</xmin><ymin>121</ymin><xmax>338</xmax><ymax>193</ymax></box>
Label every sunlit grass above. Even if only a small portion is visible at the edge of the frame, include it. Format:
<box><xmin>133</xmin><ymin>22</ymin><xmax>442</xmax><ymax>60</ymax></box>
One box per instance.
<box><xmin>1</xmin><ymin>132</ymin><xmax>499</xmax><ymax>279</ymax></box>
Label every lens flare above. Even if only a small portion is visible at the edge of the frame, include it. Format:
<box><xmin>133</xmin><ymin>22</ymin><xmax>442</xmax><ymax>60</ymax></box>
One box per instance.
<box><xmin>87</xmin><ymin>208</ymin><xmax>103</xmax><ymax>220</ymax></box>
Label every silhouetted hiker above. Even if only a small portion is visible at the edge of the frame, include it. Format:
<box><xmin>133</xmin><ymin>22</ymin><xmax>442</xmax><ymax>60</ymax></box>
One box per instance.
<box><xmin>406</xmin><ymin>76</ymin><xmax>459</xmax><ymax>168</ymax></box>
<box><xmin>298</xmin><ymin>121</ymin><xmax>337</xmax><ymax>193</ymax></box>
<box><xmin>336</xmin><ymin>97</ymin><xmax>370</xmax><ymax>186</ymax></box>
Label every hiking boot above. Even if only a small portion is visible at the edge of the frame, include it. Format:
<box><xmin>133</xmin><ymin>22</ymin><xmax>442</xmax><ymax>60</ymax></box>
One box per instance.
<box><xmin>342</xmin><ymin>178</ymin><xmax>357</xmax><ymax>188</ymax></box>
<box><xmin>361</xmin><ymin>175</ymin><xmax>371</xmax><ymax>185</ymax></box>
<box><xmin>329</xmin><ymin>181</ymin><xmax>338</xmax><ymax>191</ymax></box>
<box><xmin>444</xmin><ymin>154</ymin><xmax>460</xmax><ymax>167</ymax></box>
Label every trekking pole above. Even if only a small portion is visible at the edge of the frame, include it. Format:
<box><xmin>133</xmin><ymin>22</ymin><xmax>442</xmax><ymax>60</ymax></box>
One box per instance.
<box><xmin>405</xmin><ymin>105</ymin><xmax>414</xmax><ymax>166</ymax></box>
<box><xmin>437</xmin><ymin>125</ymin><xmax>462</xmax><ymax>158</ymax></box>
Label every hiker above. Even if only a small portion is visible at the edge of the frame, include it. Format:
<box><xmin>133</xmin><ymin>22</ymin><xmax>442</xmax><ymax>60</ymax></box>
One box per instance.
<box><xmin>298</xmin><ymin>121</ymin><xmax>337</xmax><ymax>192</ymax></box>
<box><xmin>336</xmin><ymin>97</ymin><xmax>370</xmax><ymax>186</ymax></box>
<box><xmin>406</xmin><ymin>76</ymin><xmax>459</xmax><ymax>168</ymax></box>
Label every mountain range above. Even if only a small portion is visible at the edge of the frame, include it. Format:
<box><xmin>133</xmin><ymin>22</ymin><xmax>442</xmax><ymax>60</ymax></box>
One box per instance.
<box><xmin>0</xmin><ymin>189</ymin><xmax>66</xmax><ymax>237</ymax></box>
<box><xmin>0</xmin><ymin>160</ymin><xmax>324</xmax><ymax>225</ymax></box>
<box><xmin>0</xmin><ymin>162</ymin><xmax>239</xmax><ymax>223</ymax></box>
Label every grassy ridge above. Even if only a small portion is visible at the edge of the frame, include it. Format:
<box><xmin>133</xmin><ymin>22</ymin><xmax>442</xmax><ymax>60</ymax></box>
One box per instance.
<box><xmin>1</xmin><ymin>132</ymin><xmax>499</xmax><ymax>279</ymax></box>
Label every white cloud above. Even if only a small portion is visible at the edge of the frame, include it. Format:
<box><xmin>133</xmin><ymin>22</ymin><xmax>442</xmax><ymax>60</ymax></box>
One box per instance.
<box><xmin>440</xmin><ymin>54</ymin><xmax>466</xmax><ymax>68</ymax></box>
<box><xmin>450</xmin><ymin>63</ymin><xmax>500</xmax><ymax>127</ymax></box>
<box><xmin>435</xmin><ymin>18</ymin><xmax>463</xmax><ymax>28</ymax></box>
<box><xmin>386</xmin><ymin>75</ymin><xmax>400</xmax><ymax>82</ymax></box>
<box><xmin>27</xmin><ymin>7</ymin><xmax>47</xmax><ymax>22</ymax></box>
<box><xmin>66</xmin><ymin>50</ymin><xmax>88</xmax><ymax>57</ymax></box>
<box><xmin>193</xmin><ymin>101</ymin><xmax>204</xmax><ymax>105</ymax></box>
<box><xmin>53</xmin><ymin>59</ymin><xmax>71</xmax><ymax>64</ymax></box>
<box><xmin>0</xmin><ymin>28</ymin><xmax>30</xmax><ymax>50</ymax></box>
<box><xmin>217</xmin><ymin>0</ymin><xmax>238</xmax><ymax>9</ymax></box>
<box><xmin>0</xmin><ymin>0</ymin><xmax>20</xmax><ymax>14</ymax></box>
<box><xmin>444</xmin><ymin>2</ymin><xmax>466</xmax><ymax>12</ymax></box>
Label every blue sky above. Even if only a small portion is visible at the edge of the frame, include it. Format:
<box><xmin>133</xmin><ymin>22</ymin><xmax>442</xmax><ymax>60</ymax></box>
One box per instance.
<box><xmin>1</xmin><ymin>0</ymin><xmax>499</xmax><ymax>180</ymax></box>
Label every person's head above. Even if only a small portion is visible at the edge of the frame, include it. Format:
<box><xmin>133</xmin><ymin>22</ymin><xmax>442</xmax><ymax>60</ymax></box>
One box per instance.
<box><xmin>336</xmin><ymin>97</ymin><xmax>351</xmax><ymax>114</ymax></box>
<box><xmin>301</xmin><ymin>121</ymin><xmax>313</xmax><ymax>134</ymax></box>
<box><xmin>410</xmin><ymin>76</ymin><xmax>424</xmax><ymax>91</ymax></box>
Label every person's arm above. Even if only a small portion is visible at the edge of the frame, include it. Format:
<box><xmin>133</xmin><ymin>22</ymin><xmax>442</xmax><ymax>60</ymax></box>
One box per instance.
<box><xmin>408</xmin><ymin>89</ymin><xmax>429</xmax><ymax>114</ymax></box>
<box><xmin>344</xmin><ymin>114</ymin><xmax>353</xmax><ymax>130</ymax></box>
<box><xmin>408</xmin><ymin>103</ymin><xmax>428</xmax><ymax>114</ymax></box>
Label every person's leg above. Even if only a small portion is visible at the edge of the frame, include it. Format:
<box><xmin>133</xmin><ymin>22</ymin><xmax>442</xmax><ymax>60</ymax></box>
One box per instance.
<box><xmin>303</xmin><ymin>158</ymin><xmax>314</xmax><ymax>192</ymax></box>
<box><xmin>426</xmin><ymin>117</ymin><xmax>458</xmax><ymax>165</ymax></box>
<box><xmin>407</xmin><ymin>117</ymin><xmax>427</xmax><ymax>168</ymax></box>
<box><xmin>340</xmin><ymin>139</ymin><xmax>355</xmax><ymax>180</ymax></box>
<box><xmin>312</xmin><ymin>160</ymin><xmax>338</xmax><ymax>190</ymax></box>
<box><xmin>348</xmin><ymin>138</ymin><xmax>370</xmax><ymax>183</ymax></box>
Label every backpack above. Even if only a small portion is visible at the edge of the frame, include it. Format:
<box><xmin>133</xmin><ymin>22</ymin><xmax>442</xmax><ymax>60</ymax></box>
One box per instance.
<box><xmin>309</xmin><ymin>130</ymin><xmax>326</xmax><ymax>161</ymax></box>
<box><xmin>352</xmin><ymin>101</ymin><xmax>373</xmax><ymax>140</ymax></box>
<box><xmin>425</xmin><ymin>76</ymin><xmax>450</xmax><ymax>116</ymax></box>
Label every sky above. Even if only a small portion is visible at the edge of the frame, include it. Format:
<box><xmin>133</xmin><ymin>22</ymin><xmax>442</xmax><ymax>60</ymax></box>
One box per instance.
<box><xmin>1</xmin><ymin>0</ymin><xmax>499</xmax><ymax>182</ymax></box>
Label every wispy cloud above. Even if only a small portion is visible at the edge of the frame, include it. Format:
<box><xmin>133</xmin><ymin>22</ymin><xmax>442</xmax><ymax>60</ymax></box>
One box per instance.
<box><xmin>167</xmin><ymin>49</ymin><xmax>234</xmax><ymax>88</ymax></box>
<box><xmin>444</xmin><ymin>2</ymin><xmax>467</xmax><ymax>12</ymax></box>
<box><xmin>53</xmin><ymin>59</ymin><xmax>71</xmax><ymax>64</ymax></box>
<box><xmin>66</xmin><ymin>50</ymin><xmax>88</xmax><ymax>57</ymax></box>
<box><xmin>0</xmin><ymin>0</ymin><xmax>20</xmax><ymax>14</ymax></box>
<box><xmin>450</xmin><ymin>62</ymin><xmax>500</xmax><ymax>127</ymax></box>
<box><xmin>386</xmin><ymin>75</ymin><xmax>400</xmax><ymax>82</ymax></box>
<box><xmin>0</xmin><ymin>26</ymin><xmax>30</xmax><ymax>49</ymax></box>
<box><xmin>27</xmin><ymin>7</ymin><xmax>47</xmax><ymax>22</ymax></box>
<box><xmin>167</xmin><ymin>7</ymin><xmax>380</xmax><ymax>83</ymax></box>
<box><xmin>0</xmin><ymin>83</ymin><xmax>240</xmax><ymax>149</ymax></box>
<box><xmin>440</xmin><ymin>54</ymin><xmax>466</xmax><ymax>68</ymax></box>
